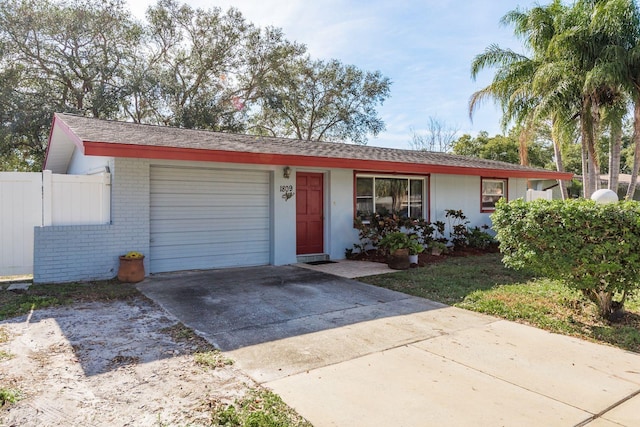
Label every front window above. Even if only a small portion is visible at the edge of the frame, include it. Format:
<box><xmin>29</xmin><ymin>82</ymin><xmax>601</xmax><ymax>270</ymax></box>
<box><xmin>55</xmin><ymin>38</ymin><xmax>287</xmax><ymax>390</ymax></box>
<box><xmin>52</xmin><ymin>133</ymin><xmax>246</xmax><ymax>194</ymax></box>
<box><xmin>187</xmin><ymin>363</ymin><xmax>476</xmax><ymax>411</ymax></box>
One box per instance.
<box><xmin>356</xmin><ymin>175</ymin><xmax>426</xmax><ymax>222</ymax></box>
<box><xmin>481</xmin><ymin>178</ymin><xmax>507</xmax><ymax>211</ymax></box>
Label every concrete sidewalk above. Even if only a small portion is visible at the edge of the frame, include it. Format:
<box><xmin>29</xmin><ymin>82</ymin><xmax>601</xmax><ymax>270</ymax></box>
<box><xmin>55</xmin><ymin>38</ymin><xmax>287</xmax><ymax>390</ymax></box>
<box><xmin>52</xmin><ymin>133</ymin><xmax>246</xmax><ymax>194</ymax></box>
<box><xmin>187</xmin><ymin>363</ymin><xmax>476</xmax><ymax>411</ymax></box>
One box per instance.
<box><xmin>139</xmin><ymin>265</ymin><xmax>640</xmax><ymax>427</ymax></box>
<box><xmin>263</xmin><ymin>311</ymin><xmax>640</xmax><ymax>426</ymax></box>
<box><xmin>295</xmin><ymin>259</ymin><xmax>395</xmax><ymax>278</ymax></box>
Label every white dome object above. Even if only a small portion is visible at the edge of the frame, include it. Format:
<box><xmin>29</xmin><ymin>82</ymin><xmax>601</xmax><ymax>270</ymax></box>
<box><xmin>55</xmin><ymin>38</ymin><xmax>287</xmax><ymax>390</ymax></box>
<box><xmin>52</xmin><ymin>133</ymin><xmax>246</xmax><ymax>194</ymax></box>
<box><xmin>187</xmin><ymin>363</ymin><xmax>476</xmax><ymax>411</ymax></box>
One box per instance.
<box><xmin>591</xmin><ymin>189</ymin><xmax>619</xmax><ymax>204</ymax></box>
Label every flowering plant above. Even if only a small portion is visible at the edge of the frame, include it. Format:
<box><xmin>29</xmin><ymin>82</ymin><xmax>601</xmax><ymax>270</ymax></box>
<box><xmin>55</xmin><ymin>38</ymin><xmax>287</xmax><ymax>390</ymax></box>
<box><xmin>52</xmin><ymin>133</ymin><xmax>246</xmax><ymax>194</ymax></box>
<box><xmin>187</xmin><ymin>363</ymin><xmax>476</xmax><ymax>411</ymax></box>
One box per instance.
<box><xmin>123</xmin><ymin>251</ymin><xmax>144</xmax><ymax>259</ymax></box>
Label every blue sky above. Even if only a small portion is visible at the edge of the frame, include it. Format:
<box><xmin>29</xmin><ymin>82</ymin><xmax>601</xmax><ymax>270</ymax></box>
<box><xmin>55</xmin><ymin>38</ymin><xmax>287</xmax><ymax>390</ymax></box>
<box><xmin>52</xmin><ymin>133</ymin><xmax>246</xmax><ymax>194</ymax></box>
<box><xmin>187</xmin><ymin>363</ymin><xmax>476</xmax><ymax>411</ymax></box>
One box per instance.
<box><xmin>127</xmin><ymin>1</ymin><xmax>541</xmax><ymax>149</ymax></box>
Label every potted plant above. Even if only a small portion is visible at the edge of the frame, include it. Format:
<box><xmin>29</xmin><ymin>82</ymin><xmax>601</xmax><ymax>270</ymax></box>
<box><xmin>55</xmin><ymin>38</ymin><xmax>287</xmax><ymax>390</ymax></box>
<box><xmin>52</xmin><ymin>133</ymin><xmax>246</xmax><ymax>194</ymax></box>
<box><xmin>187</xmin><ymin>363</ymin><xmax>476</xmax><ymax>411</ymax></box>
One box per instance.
<box><xmin>430</xmin><ymin>241</ymin><xmax>447</xmax><ymax>256</ymax></box>
<box><xmin>379</xmin><ymin>232</ymin><xmax>412</xmax><ymax>270</ymax></box>
<box><xmin>118</xmin><ymin>251</ymin><xmax>145</xmax><ymax>283</ymax></box>
<box><xmin>407</xmin><ymin>237</ymin><xmax>424</xmax><ymax>265</ymax></box>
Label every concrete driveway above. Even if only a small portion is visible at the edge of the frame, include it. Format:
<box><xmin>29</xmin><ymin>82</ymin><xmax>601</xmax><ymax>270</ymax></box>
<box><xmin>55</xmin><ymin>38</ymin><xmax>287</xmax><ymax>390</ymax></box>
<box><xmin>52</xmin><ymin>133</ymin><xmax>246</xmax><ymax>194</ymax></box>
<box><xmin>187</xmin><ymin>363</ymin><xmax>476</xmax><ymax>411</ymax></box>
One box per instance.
<box><xmin>137</xmin><ymin>265</ymin><xmax>640</xmax><ymax>427</ymax></box>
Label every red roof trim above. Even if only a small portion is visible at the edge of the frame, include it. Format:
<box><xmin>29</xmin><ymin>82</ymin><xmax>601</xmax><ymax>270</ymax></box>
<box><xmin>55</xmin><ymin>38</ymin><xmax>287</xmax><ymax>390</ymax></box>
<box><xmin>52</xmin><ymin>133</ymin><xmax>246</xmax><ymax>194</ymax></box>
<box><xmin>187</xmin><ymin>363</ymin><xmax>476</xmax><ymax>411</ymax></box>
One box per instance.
<box><xmin>82</xmin><ymin>141</ymin><xmax>573</xmax><ymax>180</ymax></box>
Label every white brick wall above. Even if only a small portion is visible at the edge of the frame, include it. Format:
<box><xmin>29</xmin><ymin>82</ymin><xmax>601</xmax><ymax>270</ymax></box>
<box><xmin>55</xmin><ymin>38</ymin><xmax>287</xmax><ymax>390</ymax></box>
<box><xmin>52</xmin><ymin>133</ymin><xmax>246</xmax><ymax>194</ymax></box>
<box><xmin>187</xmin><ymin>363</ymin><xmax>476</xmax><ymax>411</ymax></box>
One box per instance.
<box><xmin>34</xmin><ymin>158</ymin><xmax>150</xmax><ymax>283</ymax></box>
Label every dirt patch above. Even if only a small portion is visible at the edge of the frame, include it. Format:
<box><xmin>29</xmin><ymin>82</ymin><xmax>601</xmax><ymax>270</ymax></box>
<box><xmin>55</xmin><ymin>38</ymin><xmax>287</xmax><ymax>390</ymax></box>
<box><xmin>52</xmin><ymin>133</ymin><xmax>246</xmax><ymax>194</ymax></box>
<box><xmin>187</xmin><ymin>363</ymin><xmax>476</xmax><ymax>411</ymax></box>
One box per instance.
<box><xmin>0</xmin><ymin>298</ymin><xmax>255</xmax><ymax>426</ymax></box>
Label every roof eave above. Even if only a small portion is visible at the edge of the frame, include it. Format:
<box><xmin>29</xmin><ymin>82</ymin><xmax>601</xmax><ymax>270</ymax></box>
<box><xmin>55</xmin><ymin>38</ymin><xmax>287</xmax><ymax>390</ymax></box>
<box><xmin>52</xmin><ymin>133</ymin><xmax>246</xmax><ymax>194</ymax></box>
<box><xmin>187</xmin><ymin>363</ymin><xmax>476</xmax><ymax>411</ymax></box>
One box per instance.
<box><xmin>83</xmin><ymin>141</ymin><xmax>573</xmax><ymax>180</ymax></box>
<box><xmin>43</xmin><ymin>113</ymin><xmax>89</xmax><ymax>172</ymax></box>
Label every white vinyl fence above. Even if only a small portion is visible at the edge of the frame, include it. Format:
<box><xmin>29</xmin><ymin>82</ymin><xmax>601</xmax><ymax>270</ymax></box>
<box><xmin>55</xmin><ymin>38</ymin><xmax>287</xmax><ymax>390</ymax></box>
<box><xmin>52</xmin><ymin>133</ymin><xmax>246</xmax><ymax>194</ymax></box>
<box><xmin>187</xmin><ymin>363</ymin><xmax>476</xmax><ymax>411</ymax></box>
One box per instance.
<box><xmin>0</xmin><ymin>170</ymin><xmax>110</xmax><ymax>276</ymax></box>
<box><xmin>526</xmin><ymin>188</ymin><xmax>553</xmax><ymax>202</ymax></box>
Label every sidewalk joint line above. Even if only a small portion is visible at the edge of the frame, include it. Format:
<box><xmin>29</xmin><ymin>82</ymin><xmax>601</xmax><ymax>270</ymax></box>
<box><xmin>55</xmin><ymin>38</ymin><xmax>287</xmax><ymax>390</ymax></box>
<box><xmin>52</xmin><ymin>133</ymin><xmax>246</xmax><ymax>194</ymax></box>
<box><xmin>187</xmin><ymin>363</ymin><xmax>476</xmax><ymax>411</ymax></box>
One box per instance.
<box><xmin>573</xmin><ymin>388</ymin><xmax>640</xmax><ymax>427</ymax></box>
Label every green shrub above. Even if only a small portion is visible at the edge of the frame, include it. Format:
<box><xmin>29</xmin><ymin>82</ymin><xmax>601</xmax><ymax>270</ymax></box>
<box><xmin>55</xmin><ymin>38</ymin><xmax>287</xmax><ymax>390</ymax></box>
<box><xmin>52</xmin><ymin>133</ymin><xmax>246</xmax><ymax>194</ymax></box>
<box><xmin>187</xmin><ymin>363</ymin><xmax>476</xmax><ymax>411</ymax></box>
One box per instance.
<box><xmin>411</xmin><ymin>218</ymin><xmax>436</xmax><ymax>246</ymax></box>
<box><xmin>349</xmin><ymin>209</ymin><xmax>492</xmax><ymax>255</ymax></box>
<box><xmin>491</xmin><ymin>198</ymin><xmax>640</xmax><ymax>319</ymax></box>
<box><xmin>352</xmin><ymin>214</ymin><xmax>406</xmax><ymax>254</ymax></box>
<box><xmin>378</xmin><ymin>232</ymin><xmax>412</xmax><ymax>254</ymax></box>
<box><xmin>407</xmin><ymin>238</ymin><xmax>424</xmax><ymax>255</ymax></box>
<box><xmin>445</xmin><ymin>209</ymin><xmax>470</xmax><ymax>248</ymax></box>
<box><xmin>467</xmin><ymin>225</ymin><xmax>497</xmax><ymax>250</ymax></box>
<box><xmin>351</xmin><ymin>214</ymin><xmax>432</xmax><ymax>255</ymax></box>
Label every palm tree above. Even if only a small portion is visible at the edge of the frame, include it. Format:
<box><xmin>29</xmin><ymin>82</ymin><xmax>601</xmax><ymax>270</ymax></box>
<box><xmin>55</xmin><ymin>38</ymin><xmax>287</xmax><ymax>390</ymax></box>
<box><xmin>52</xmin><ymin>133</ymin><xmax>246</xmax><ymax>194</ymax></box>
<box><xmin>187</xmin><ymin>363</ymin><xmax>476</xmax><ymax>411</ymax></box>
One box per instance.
<box><xmin>601</xmin><ymin>99</ymin><xmax>628</xmax><ymax>194</ymax></box>
<box><xmin>542</xmin><ymin>1</ymin><xmax>603</xmax><ymax>197</ymax></box>
<box><xmin>470</xmin><ymin>1</ymin><xmax>572</xmax><ymax>199</ymax></box>
<box><xmin>472</xmin><ymin>0</ymin><xmax>637</xmax><ymax>199</ymax></box>
<box><xmin>566</xmin><ymin>0</ymin><xmax>640</xmax><ymax>199</ymax></box>
<box><xmin>590</xmin><ymin>0</ymin><xmax>640</xmax><ymax>199</ymax></box>
<box><xmin>627</xmin><ymin>100</ymin><xmax>640</xmax><ymax>198</ymax></box>
<box><xmin>553</xmin><ymin>0</ymin><xmax>638</xmax><ymax>197</ymax></box>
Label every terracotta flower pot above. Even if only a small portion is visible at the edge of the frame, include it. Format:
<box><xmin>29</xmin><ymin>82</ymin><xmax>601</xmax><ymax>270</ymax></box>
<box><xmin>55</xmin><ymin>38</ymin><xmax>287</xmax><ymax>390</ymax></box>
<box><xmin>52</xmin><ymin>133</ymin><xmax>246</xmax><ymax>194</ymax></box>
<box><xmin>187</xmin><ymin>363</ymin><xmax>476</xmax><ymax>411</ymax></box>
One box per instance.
<box><xmin>387</xmin><ymin>248</ymin><xmax>410</xmax><ymax>270</ymax></box>
<box><xmin>118</xmin><ymin>256</ymin><xmax>145</xmax><ymax>283</ymax></box>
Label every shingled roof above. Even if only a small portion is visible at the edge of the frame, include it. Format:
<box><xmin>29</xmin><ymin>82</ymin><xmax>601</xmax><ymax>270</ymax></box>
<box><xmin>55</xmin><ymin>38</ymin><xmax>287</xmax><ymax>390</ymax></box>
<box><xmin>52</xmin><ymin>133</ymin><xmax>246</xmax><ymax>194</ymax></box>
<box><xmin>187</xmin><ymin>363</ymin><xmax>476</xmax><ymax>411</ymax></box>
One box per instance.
<box><xmin>45</xmin><ymin>113</ymin><xmax>572</xmax><ymax>180</ymax></box>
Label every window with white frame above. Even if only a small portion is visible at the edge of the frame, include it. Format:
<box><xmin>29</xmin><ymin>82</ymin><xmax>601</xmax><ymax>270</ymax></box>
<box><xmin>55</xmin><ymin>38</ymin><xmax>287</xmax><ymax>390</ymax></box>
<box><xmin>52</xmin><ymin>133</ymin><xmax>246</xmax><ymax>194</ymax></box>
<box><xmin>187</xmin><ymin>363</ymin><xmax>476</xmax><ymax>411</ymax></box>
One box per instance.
<box><xmin>356</xmin><ymin>175</ymin><xmax>426</xmax><ymax>222</ymax></box>
<box><xmin>481</xmin><ymin>178</ymin><xmax>507</xmax><ymax>211</ymax></box>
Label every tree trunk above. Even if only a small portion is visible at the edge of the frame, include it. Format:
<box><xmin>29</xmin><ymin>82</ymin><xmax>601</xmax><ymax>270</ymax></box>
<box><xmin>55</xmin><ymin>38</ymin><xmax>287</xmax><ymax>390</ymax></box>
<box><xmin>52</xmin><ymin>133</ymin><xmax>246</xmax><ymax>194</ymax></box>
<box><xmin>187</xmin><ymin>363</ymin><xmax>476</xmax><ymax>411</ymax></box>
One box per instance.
<box><xmin>590</xmin><ymin>97</ymin><xmax>602</xmax><ymax>193</ymax></box>
<box><xmin>581</xmin><ymin>104</ymin><xmax>599</xmax><ymax>198</ymax></box>
<box><xmin>626</xmin><ymin>101</ymin><xmax>640</xmax><ymax>199</ymax></box>
<box><xmin>551</xmin><ymin>118</ymin><xmax>569</xmax><ymax>200</ymax></box>
<box><xmin>582</xmin><ymin>289</ymin><xmax>626</xmax><ymax>320</ymax></box>
<box><xmin>518</xmin><ymin>127</ymin><xmax>529</xmax><ymax>166</ymax></box>
<box><xmin>583</xmin><ymin>289</ymin><xmax>613</xmax><ymax>319</ymax></box>
<box><xmin>588</xmin><ymin>149</ymin><xmax>600</xmax><ymax>195</ymax></box>
<box><xmin>581</xmin><ymin>123</ymin><xmax>591</xmax><ymax>198</ymax></box>
<box><xmin>608</xmin><ymin>122</ymin><xmax>622</xmax><ymax>194</ymax></box>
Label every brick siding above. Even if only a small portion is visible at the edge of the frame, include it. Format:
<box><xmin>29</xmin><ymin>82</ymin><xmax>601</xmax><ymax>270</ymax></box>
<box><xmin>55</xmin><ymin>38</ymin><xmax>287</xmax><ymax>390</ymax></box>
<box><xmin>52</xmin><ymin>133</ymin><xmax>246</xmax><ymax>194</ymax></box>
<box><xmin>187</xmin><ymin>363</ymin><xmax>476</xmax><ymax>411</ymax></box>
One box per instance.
<box><xmin>33</xmin><ymin>158</ymin><xmax>150</xmax><ymax>283</ymax></box>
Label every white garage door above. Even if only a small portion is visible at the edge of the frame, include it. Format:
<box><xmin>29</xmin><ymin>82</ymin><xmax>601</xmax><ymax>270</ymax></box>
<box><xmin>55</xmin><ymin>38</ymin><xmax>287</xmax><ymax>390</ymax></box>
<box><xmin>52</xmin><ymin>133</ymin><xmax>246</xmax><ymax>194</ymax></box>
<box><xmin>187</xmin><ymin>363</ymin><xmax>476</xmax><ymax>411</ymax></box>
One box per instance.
<box><xmin>150</xmin><ymin>166</ymin><xmax>271</xmax><ymax>273</ymax></box>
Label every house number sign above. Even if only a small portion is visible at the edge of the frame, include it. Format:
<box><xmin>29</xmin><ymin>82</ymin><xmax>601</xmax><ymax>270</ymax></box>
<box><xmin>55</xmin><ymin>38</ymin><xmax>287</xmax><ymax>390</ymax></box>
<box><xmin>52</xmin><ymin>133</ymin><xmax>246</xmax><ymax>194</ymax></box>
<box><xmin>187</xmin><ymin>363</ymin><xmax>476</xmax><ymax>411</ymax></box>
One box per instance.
<box><xmin>280</xmin><ymin>185</ymin><xmax>295</xmax><ymax>201</ymax></box>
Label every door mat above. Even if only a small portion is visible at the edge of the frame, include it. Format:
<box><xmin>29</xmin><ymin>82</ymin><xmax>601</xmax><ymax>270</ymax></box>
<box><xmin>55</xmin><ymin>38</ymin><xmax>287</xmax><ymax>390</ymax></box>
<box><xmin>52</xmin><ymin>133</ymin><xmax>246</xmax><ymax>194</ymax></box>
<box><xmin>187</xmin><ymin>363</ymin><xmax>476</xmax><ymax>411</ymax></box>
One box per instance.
<box><xmin>305</xmin><ymin>260</ymin><xmax>338</xmax><ymax>265</ymax></box>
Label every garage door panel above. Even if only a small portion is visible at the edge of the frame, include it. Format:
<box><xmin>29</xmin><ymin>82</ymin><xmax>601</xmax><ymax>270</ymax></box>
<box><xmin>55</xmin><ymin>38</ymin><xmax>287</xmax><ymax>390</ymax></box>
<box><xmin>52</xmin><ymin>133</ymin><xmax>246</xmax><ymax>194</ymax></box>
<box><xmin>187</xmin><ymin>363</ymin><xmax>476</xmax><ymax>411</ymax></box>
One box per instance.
<box><xmin>150</xmin><ymin>205</ymin><xmax>269</xmax><ymax>220</ymax></box>
<box><xmin>151</xmin><ymin>216</ymin><xmax>268</xmax><ymax>229</ymax></box>
<box><xmin>150</xmin><ymin>215</ymin><xmax>269</xmax><ymax>229</ymax></box>
<box><xmin>150</xmin><ymin>228</ymin><xmax>270</xmax><ymax>245</ymax></box>
<box><xmin>150</xmin><ymin>199</ymin><xmax>268</xmax><ymax>211</ymax></box>
<box><xmin>152</xmin><ymin>240</ymin><xmax>269</xmax><ymax>259</ymax></box>
<box><xmin>152</xmin><ymin>181</ymin><xmax>269</xmax><ymax>196</ymax></box>
<box><xmin>151</xmin><ymin>193</ymin><xmax>269</xmax><ymax>206</ymax></box>
<box><xmin>151</xmin><ymin>251</ymin><xmax>270</xmax><ymax>272</ymax></box>
<box><xmin>150</xmin><ymin>166</ymin><xmax>271</xmax><ymax>273</ymax></box>
<box><xmin>151</xmin><ymin>167</ymin><xmax>268</xmax><ymax>183</ymax></box>
<box><xmin>152</xmin><ymin>248</ymin><xmax>270</xmax><ymax>270</ymax></box>
<box><xmin>150</xmin><ymin>194</ymin><xmax>268</xmax><ymax>206</ymax></box>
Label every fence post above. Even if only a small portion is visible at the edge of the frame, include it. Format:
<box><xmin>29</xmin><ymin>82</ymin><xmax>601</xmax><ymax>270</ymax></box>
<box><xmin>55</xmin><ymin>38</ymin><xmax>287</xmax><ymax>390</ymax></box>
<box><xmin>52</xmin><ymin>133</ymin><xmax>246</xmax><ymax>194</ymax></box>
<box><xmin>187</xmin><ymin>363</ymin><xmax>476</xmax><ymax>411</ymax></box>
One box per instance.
<box><xmin>42</xmin><ymin>170</ymin><xmax>52</xmax><ymax>226</ymax></box>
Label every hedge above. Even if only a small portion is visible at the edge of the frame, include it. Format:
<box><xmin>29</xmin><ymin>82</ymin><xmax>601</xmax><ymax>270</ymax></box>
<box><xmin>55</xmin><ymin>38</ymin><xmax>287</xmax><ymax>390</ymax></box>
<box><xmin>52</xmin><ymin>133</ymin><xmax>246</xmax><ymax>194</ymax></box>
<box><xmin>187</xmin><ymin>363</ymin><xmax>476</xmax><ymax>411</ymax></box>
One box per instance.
<box><xmin>491</xmin><ymin>198</ymin><xmax>640</xmax><ymax>318</ymax></box>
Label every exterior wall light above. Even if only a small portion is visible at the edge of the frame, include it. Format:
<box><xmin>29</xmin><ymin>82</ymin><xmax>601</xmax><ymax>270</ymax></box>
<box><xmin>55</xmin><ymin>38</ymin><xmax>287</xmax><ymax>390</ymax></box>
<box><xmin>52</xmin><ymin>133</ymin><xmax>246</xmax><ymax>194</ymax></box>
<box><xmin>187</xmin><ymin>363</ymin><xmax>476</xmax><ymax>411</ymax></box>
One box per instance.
<box><xmin>283</xmin><ymin>166</ymin><xmax>292</xmax><ymax>179</ymax></box>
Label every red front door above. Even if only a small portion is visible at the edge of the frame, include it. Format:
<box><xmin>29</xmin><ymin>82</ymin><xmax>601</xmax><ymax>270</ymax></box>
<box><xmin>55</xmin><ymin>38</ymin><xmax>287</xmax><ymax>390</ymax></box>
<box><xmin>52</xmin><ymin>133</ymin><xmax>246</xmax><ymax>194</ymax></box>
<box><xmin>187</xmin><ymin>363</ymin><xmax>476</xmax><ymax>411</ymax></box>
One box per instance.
<box><xmin>296</xmin><ymin>172</ymin><xmax>324</xmax><ymax>254</ymax></box>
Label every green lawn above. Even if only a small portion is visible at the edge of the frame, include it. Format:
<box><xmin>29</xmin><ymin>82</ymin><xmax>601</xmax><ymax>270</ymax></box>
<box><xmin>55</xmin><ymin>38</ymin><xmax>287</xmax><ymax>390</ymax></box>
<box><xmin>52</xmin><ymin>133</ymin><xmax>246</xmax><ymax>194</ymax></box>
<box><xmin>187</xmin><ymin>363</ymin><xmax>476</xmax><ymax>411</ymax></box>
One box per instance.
<box><xmin>360</xmin><ymin>253</ymin><xmax>640</xmax><ymax>353</ymax></box>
